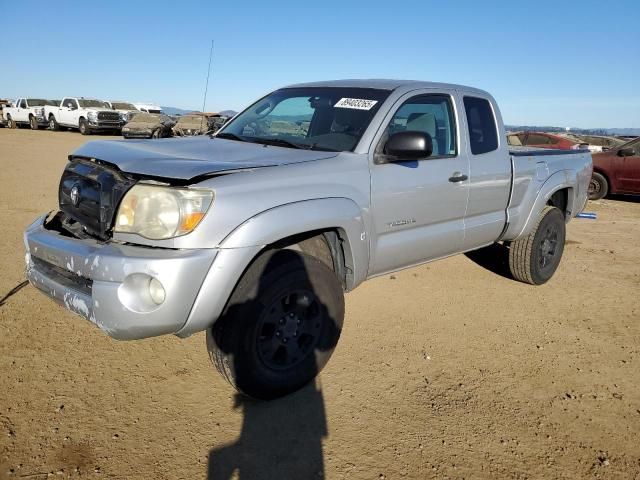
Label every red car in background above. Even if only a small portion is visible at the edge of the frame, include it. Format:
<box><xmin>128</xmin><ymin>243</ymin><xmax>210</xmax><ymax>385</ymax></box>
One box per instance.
<box><xmin>589</xmin><ymin>137</ymin><xmax>640</xmax><ymax>200</ymax></box>
<box><xmin>508</xmin><ymin>131</ymin><xmax>588</xmax><ymax>150</ymax></box>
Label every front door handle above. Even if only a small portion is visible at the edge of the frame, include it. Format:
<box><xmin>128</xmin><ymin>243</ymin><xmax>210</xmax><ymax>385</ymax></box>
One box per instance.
<box><xmin>448</xmin><ymin>172</ymin><xmax>468</xmax><ymax>183</ymax></box>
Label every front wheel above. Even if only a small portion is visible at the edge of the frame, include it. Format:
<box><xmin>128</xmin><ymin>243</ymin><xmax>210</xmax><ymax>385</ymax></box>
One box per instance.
<box><xmin>6</xmin><ymin>115</ymin><xmax>15</xmax><ymax>129</ymax></box>
<box><xmin>79</xmin><ymin>118</ymin><xmax>90</xmax><ymax>135</ymax></box>
<box><xmin>207</xmin><ymin>249</ymin><xmax>344</xmax><ymax>400</ymax></box>
<box><xmin>151</xmin><ymin>128</ymin><xmax>162</xmax><ymax>139</ymax></box>
<box><xmin>48</xmin><ymin>116</ymin><xmax>59</xmax><ymax>131</ymax></box>
<box><xmin>588</xmin><ymin>172</ymin><xmax>608</xmax><ymax>200</ymax></box>
<box><xmin>508</xmin><ymin>206</ymin><xmax>566</xmax><ymax>285</ymax></box>
<box><xmin>30</xmin><ymin>116</ymin><xmax>39</xmax><ymax>130</ymax></box>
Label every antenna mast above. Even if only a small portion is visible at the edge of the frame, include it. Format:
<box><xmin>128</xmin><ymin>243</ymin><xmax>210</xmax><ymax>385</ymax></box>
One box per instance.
<box><xmin>201</xmin><ymin>40</ymin><xmax>214</xmax><ymax>130</ymax></box>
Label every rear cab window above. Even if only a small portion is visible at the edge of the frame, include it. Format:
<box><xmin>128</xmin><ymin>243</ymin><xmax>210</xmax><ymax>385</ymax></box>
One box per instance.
<box><xmin>463</xmin><ymin>96</ymin><xmax>498</xmax><ymax>155</ymax></box>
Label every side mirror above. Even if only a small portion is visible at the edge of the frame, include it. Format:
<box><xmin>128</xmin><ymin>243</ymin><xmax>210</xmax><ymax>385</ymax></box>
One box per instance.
<box><xmin>384</xmin><ymin>131</ymin><xmax>433</xmax><ymax>160</ymax></box>
<box><xmin>618</xmin><ymin>147</ymin><xmax>635</xmax><ymax>157</ymax></box>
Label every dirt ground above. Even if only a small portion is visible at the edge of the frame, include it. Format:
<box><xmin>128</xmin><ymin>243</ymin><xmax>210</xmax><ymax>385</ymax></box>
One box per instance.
<box><xmin>0</xmin><ymin>128</ymin><xmax>638</xmax><ymax>479</ymax></box>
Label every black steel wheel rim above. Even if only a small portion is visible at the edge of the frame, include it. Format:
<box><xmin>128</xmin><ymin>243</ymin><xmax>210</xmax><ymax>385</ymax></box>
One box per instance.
<box><xmin>538</xmin><ymin>223</ymin><xmax>559</xmax><ymax>270</ymax></box>
<box><xmin>256</xmin><ymin>289</ymin><xmax>323</xmax><ymax>371</ymax></box>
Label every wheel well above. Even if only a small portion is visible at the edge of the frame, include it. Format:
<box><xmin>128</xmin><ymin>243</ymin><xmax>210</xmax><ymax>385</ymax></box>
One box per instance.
<box><xmin>264</xmin><ymin>229</ymin><xmax>352</xmax><ymax>290</ymax></box>
<box><xmin>547</xmin><ymin>188</ymin><xmax>573</xmax><ymax>219</ymax></box>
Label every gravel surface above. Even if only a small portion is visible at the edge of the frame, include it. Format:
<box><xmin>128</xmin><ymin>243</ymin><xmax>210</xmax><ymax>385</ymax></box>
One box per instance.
<box><xmin>1</xmin><ymin>129</ymin><xmax>639</xmax><ymax>479</ymax></box>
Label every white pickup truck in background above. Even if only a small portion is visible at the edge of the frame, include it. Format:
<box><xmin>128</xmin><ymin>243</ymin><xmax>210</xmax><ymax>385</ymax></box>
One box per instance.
<box><xmin>3</xmin><ymin>98</ymin><xmax>58</xmax><ymax>129</ymax></box>
<box><xmin>44</xmin><ymin>97</ymin><xmax>122</xmax><ymax>135</ymax></box>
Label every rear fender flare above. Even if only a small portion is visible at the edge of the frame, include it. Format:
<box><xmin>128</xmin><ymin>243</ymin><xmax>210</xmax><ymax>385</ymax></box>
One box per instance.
<box><xmin>507</xmin><ymin>171</ymin><xmax>575</xmax><ymax>240</ymax></box>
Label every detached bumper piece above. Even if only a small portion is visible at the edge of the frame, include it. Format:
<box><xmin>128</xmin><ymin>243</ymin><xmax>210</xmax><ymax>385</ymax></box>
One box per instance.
<box><xmin>24</xmin><ymin>214</ymin><xmax>217</xmax><ymax>340</ymax></box>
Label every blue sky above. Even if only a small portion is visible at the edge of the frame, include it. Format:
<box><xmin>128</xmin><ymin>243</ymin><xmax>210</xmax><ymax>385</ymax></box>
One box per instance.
<box><xmin>1</xmin><ymin>0</ymin><xmax>638</xmax><ymax>128</ymax></box>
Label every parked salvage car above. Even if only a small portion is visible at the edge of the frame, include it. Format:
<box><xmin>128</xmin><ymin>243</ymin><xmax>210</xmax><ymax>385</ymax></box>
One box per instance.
<box><xmin>134</xmin><ymin>103</ymin><xmax>163</xmax><ymax>114</ymax></box>
<box><xmin>45</xmin><ymin>97</ymin><xmax>121</xmax><ymax>135</ymax></box>
<box><xmin>560</xmin><ymin>134</ymin><xmax>626</xmax><ymax>152</ymax></box>
<box><xmin>24</xmin><ymin>79</ymin><xmax>591</xmax><ymax>400</ymax></box>
<box><xmin>0</xmin><ymin>99</ymin><xmax>10</xmax><ymax>127</ymax></box>
<box><xmin>172</xmin><ymin>114</ymin><xmax>209</xmax><ymax>136</ymax></box>
<box><xmin>107</xmin><ymin>101</ymin><xmax>139</xmax><ymax>125</ymax></box>
<box><xmin>508</xmin><ymin>131</ymin><xmax>588</xmax><ymax>150</ymax></box>
<box><xmin>121</xmin><ymin>112</ymin><xmax>176</xmax><ymax>139</ymax></box>
<box><xmin>588</xmin><ymin>137</ymin><xmax>640</xmax><ymax>199</ymax></box>
<box><xmin>3</xmin><ymin>98</ymin><xmax>58</xmax><ymax>129</ymax></box>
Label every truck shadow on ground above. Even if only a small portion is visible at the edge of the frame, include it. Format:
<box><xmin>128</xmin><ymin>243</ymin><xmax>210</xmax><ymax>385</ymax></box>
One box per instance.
<box><xmin>207</xmin><ymin>249</ymin><xmax>334</xmax><ymax>479</ymax></box>
<box><xmin>207</xmin><ymin>385</ymin><xmax>327</xmax><ymax>479</ymax></box>
<box><xmin>464</xmin><ymin>243</ymin><xmax>513</xmax><ymax>280</ymax></box>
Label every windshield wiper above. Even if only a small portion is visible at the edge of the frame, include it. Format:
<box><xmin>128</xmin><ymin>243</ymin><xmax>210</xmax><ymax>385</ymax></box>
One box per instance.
<box><xmin>250</xmin><ymin>138</ymin><xmax>311</xmax><ymax>150</ymax></box>
<box><xmin>214</xmin><ymin>132</ymin><xmax>248</xmax><ymax>142</ymax></box>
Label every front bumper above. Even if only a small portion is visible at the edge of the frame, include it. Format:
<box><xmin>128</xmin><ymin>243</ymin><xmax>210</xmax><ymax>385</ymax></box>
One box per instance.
<box><xmin>88</xmin><ymin>120</ymin><xmax>122</xmax><ymax>130</ymax></box>
<box><xmin>24</xmin><ymin>215</ymin><xmax>217</xmax><ymax>340</ymax></box>
<box><xmin>122</xmin><ymin>129</ymin><xmax>153</xmax><ymax>138</ymax></box>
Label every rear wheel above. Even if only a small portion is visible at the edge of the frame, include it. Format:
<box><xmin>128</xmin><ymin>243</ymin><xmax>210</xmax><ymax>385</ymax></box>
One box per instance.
<box><xmin>79</xmin><ymin>118</ymin><xmax>90</xmax><ymax>135</ymax></box>
<box><xmin>206</xmin><ymin>249</ymin><xmax>344</xmax><ymax>400</ymax></box>
<box><xmin>508</xmin><ymin>206</ymin><xmax>566</xmax><ymax>285</ymax></box>
<box><xmin>48</xmin><ymin>115</ymin><xmax>59</xmax><ymax>131</ymax></box>
<box><xmin>588</xmin><ymin>172</ymin><xmax>608</xmax><ymax>200</ymax></box>
<box><xmin>30</xmin><ymin>116</ymin><xmax>39</xmax><ymax>130</ymax></box>
<box><xmin>6</xmin><ymin>115</ymin><xmax>15</xmax><ymax>129</ymax></box>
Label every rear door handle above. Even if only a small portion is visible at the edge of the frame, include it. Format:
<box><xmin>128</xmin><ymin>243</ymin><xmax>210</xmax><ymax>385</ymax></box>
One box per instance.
<box><xmin>448</xmin><ymin>172</ymin><xmax>468</xmax><ymax>183</ymax></box>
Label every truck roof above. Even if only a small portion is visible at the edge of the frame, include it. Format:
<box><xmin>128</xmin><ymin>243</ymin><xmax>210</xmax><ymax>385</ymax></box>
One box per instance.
<box><xmin>284</xmin><ymin>79</ymin><xmax>490</xmax><ymax>96</ymax></box>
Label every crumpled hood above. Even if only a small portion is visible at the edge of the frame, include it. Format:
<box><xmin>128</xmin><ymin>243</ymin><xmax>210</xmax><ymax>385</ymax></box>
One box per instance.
<box><xmin>71</xmin><ymin>137</ymin><xmax>339</xmax><ymax>180</ymax></box>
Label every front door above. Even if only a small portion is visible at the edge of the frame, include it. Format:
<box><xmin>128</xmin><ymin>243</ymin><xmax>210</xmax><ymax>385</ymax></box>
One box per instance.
<box><xmin>615</xmin><ymin>139</ymin><xmax>640</xmax><ymax>193</ymax></box>
<box><xmin>59</xmin><ymin>98</ymin><xmax>78</xmax><ymax>125</ymax></box>
<box><xmin>369</xmin><ymin>91</ymin><xmax>469</xmax><ymax>276</ymax></box>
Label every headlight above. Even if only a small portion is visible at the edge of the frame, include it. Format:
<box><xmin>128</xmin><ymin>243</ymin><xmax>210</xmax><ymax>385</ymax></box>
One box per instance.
<box><xmin>114</xmin><ymin>185</ymin><xmax>214</xmax><ymax>240</ymax></box>
<box><xmin>87</xmin><ymin>111</ymin><xmax>98</xmax><ymax>122</ymax></box>
<box><xmin>35</xmin><ymin>107</ymin><xmax>45</xmax><ymax>117</ymax></box>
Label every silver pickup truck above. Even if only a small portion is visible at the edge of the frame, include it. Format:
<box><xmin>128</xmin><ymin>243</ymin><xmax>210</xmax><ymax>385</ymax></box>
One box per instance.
<box><xmin>24</xmin><ymin>80</ymin><xmax>592</xmax><ymax>399</ymax></box>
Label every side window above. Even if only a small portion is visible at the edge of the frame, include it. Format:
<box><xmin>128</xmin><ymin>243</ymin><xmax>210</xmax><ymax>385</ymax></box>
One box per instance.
<box><xmin>64</xmin><ymin>98</ymin><xmax>77</xmax><ymax>110</ymax></box>
<box><xmin>463</xmin><ymin>97</ymin><xmax>498</xmax><ymax>155</ymax></box>
<box><xmin>19</xmin><ymin>99</ymin><xmax>27</xmax><ymax>108</ymax></box>
<box><xmin>381</xmin><ymin>94</ymin><xmax>457</xmax><ymax>156</ymax></box>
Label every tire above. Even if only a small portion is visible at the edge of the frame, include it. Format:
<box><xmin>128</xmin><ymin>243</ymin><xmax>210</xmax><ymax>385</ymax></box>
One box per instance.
<box><xmin>79</xmin><ymin>118</ymin><xmax>90</xmax><ymax>135</ymax></box>
<box><xmin>508</xmin><ymin>206</ymin><xmax>566</xmax><ymax>285</ymax></box>
<box><xmin>30</xmin><ymin>116</ymin><xmax>39</xmax><ymax>130</ymax></box>
<box><xmin>6</xmin><ymin>115</ymin><xmax>15</xmax><ymax>129</ymax></box>
<box><xmin>206</xmin><ymin>249</ymin><xmax>344</xmax><ymax>400</ymax></box>
<box><xmin>151</xmin><ymin>128</ymin><xmax>162</xmax><ymax>139</ymax></box>
<box><xmin>588</xmin><ymin>172</ymin><xmax>608</xmax><ymax>200</ymax></box>
<box><xmin>48</xmin><ymin>115</ymin><xmax>59</xmax><ymax>131</ymax></box>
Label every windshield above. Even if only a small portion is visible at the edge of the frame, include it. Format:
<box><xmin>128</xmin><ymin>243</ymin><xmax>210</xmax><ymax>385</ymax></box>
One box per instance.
<box><xmin>111</xmin><ymin>102</ymin><xmax>136</xmax><ymax>110</ymax></box>
<box><xmin>78</xmin><ymin>99</ymin><xmax>108</xmax><ymax>108</ymax></box>
<box><xmin>219</xmin><ymin>87</ymin><xmax>390</xmax><ymax>152</ymax></box>
<box><xmin>26</xmin><ymin>99</ymin><xmax>52</xmax><ymax>107</ymax></box>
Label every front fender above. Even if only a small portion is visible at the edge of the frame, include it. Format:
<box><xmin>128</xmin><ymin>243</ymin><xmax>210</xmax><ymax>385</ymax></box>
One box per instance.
<box><xmin>221</xmin><ymin>197</ymin><xmax>368</xmax><ymax>289</ymax></box>
<box><xmin>176</xmin><ymin>198</ymin><xmax>368</xmax><ymax>338</ymax></box>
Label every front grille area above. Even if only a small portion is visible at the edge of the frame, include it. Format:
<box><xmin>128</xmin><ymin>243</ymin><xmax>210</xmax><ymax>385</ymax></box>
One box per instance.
<box><xmin>59</xmin><ymin>159</ymin><xmax>135</xmax><ymax>239</ymax></box>
<box><xmin>98</xmin><ymin>111</ymin><xmax>120</xmax><ymax>122</ymax></box>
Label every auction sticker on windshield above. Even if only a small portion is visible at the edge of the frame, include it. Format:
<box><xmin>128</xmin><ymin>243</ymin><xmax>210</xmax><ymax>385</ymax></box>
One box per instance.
<box><xmin>334</xmin><ymin>98</ymin><xmax>378</xmax><ymax>110</ymax></box>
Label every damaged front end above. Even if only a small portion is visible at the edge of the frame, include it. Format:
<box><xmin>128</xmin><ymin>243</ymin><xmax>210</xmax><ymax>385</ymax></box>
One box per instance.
<box><xmin>23</xmin><ymin>157</ymin><xmax>218</xmax><ymax>340</ymax></box>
